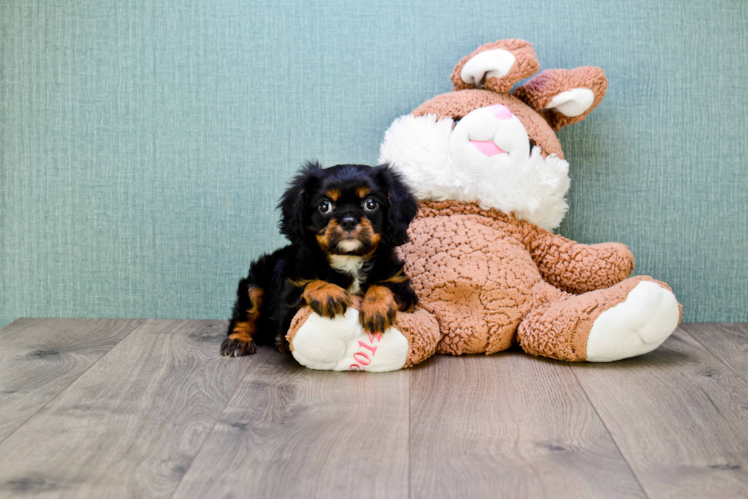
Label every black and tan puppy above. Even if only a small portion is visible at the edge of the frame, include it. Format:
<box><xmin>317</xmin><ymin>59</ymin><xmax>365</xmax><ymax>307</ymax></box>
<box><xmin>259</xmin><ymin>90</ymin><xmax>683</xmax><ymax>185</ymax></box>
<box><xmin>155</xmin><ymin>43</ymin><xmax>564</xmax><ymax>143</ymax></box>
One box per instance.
<box><xmin>221</xmin><ymin>162</ymin><xmax>419</xmax><ymax>357</ymax></box>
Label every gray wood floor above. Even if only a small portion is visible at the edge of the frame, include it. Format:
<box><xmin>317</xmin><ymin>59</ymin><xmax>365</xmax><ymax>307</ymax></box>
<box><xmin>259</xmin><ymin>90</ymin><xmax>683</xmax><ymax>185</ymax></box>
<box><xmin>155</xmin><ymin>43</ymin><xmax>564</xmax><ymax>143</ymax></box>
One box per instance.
<box><xmin>0</xmin><ymin>320</ymin><xmax>746</xmax><ymax>498</ymax></box>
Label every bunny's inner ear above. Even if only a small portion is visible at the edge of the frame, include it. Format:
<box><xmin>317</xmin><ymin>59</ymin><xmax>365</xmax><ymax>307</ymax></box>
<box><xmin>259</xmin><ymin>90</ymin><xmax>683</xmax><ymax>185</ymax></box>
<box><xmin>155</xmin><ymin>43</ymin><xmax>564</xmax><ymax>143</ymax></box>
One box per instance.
<box><xmin>460</xmin><ymin>49</ymin><xmax>516</xmax><ymax>86</ymax></box>
<box><xmin>513</xmin><ymin>66</ymin><xmax>608</xmax><ymax>131</ymax></box>
<box><xmin>451</xmin><ymin>39</ymin><xmax>540</xmax><ymax>94</ymax></box>
<box><xmin>546</xmin><ymin>88</ymin><xmax>596</xmax><ymax>117</ymax></box>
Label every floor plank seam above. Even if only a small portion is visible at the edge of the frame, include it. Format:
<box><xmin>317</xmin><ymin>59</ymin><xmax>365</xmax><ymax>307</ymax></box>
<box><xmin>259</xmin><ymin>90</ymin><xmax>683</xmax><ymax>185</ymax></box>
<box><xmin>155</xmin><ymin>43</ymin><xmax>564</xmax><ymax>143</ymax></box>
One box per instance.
<box><xmin>407</xmin><ymin>369</ymin><xmax>411</xmax><ymax>500</ymax></box>
<box><xmin>566</xmin><ymin>362</ymin><xmax>650</xmax><ymax>499</ymax></box>
<box><xmin>681</xmin><ymin>326</ymin><xmax>748</xmax><ymax>383</ymax></box>
<box><xmin>0</xmin><ymin>319</ymin><xmax>145</xmax><ymax>448</ymax></box>
<box><xmin>168</xmin><ymin>357</ymin><xmax>254</xmax><ymax>499</ymax></box>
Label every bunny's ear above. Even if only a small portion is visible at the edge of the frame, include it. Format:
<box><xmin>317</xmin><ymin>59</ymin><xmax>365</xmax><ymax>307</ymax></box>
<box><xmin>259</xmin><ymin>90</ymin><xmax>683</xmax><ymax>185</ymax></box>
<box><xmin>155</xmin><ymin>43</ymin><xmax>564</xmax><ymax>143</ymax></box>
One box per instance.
<box><xmin>513</xmin><ymin>66</ymin><xmax>608</xmax><ymax>131</ymax></box>
<box><xmin>451</xmin><ymin>39</ymin><xmax>540</xmax><ymax>94</ymax></box>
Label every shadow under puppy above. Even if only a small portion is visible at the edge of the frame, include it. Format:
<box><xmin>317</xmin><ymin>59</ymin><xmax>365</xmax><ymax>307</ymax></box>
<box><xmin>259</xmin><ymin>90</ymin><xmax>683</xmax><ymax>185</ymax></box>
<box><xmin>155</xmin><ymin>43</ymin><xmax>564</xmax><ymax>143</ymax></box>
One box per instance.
<box><xmin>222</xmin><ymin>162</ymin><xmax>419</xmax><ymax>357</ymax></box>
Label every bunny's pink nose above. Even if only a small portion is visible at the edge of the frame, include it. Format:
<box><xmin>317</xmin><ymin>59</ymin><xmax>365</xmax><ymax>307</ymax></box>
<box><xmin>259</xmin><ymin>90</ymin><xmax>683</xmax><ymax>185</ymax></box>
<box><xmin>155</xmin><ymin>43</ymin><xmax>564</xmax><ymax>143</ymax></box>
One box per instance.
<box><xmin>489</xmin><ymin>104</ymin><xmax>513</xmax><ymax>120</ymax></box>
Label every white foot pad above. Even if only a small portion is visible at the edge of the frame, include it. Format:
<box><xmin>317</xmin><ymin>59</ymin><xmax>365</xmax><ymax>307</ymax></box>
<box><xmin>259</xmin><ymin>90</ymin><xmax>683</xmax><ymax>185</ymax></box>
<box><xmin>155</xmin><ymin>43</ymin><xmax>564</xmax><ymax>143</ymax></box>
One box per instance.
<box><xmin>291</xmin><ymin>308</ymin><xmax>409</xmax><ymax>372</ymax></box>
<box><xmin>586</xmin><ymin>281</ymin><xmax>680</xmax><ymax>362</ymax></box>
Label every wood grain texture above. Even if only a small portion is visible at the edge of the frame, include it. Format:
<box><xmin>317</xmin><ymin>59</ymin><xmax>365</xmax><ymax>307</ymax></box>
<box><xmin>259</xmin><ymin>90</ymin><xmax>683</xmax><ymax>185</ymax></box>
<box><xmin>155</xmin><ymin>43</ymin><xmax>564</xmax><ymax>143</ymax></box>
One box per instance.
<box><xmin>0</xmin><ymin>318</ymin><xmax>142</xmax><ymax>443</ymax></box>
<box><xmin>0</xmin><ymin>320</ymin><xmax>250</xmax><ymax>498</ymax></box>
<box><xmin>570</xmin><ymin>327</ymin><xmax>748</xmax><ymax>498</ymax></box>
<box><xmin>408</xmin><ymin>350</ymin><xmax>644</xmax><ymax>498</ymax></box>
<box><xmin>681</xmin><ymin>323</ymin><xmax>748</xmax><ymax>380</ymax></box>
<box><xmin>1</xmin><ymin>320</ymin><xmax>747</xmax><ymax>498</ymax></box>
<box><xmin>173</xmin><ymin>348</ymin><xmax>409</xmax><ymax>499</ymax></box>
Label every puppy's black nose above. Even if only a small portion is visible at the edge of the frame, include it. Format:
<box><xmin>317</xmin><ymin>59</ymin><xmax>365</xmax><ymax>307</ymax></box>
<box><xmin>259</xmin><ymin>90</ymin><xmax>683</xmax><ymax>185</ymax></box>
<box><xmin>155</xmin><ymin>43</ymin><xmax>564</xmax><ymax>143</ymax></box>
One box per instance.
<box><xmin>340</xmin><ymin>217</ymin><xmax>358</xmax><ymax>231</ymax></box>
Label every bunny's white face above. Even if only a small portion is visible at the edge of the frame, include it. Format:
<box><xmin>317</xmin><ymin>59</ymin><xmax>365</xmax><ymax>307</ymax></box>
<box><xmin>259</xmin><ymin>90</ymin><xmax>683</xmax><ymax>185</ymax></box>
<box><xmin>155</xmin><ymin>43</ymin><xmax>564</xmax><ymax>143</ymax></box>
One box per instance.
<box><xmin>376</xmin><ymin>38</ymin><xmax>608</xmax><ymax>230</ymax></box>
<box><xmin>449</xmin><ymin>104</ymin><xmax>531</xmax><ymax>183</ymax></box>
<box><xmin>379</xmin><ymin>106</ymin><xmax>571</xmax><ymax>230</ymax></box>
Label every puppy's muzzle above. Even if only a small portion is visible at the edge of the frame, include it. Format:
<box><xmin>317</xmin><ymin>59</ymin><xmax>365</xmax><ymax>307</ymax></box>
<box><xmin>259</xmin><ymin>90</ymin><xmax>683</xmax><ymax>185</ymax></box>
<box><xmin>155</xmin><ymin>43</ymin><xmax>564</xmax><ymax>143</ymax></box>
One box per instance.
<box><xmin>339</xmin><ymin>216</ymin><xmax>358</xmax><ymax>231</ymax></box>
<box><xmin>337</xmin><ymin>217</ymin><xmax>363</xmax><ymax>252</ymax></box>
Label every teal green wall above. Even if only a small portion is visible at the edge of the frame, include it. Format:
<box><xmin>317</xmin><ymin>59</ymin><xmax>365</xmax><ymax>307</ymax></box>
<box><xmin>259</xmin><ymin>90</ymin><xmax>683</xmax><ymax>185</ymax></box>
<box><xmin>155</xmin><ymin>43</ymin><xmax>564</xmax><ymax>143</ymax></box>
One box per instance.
<box><xmin>2</xmin><ymin>0</ymin><xmax>747</xmax><ymax>327</ymax></box>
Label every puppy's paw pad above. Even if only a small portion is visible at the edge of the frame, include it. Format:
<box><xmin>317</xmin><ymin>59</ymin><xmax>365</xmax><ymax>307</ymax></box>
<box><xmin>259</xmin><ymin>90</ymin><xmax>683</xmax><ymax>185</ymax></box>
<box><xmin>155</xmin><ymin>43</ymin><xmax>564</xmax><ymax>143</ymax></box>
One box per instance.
<box><xmin>303</xmin><ymin>282</ymin><xmax>351</xmax><ymax>318</ymax></box>
<box><xmin>221</xmin><ymin>336</ymin><xmax>257</xmax><ymax>357</ymax></box>
<box><xmin>586</xmin><ymin>281</ymin><xmax>680</xmax><ymax>362</ymax></box>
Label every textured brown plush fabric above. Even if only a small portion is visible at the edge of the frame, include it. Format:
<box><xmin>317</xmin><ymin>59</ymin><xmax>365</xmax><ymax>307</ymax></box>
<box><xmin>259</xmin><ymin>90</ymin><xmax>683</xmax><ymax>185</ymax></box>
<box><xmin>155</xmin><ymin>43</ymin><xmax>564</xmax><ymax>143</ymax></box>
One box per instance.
<box><xmin>286</xmin><ymin>302</ymin><xmax>313</xmax><ymax>353</ymax></box>
<box><xmin>396</xmin><ymin>307</ymin><xmax>441</xmax><ymax>367</ymax></box>
<box><xmin>286</xmin><ymin>200</ymin><xmax>676</xmax><ymax>365</ymax></box>
<box><xmin>513</xmin><ymin>67</ymin><xmax>608</xmax><ymax>131</ymax></box>
<box><xmin>395</xmin><ymin>200</ymin><xmax>648</xmax><ymax>358</ymax></box>
<box><xmin>412</xmin><ymin>90</ymin><xmax>565</xmax><ymax>159</ymax></box>
<box><xmin>451</xmin><ymin>39</ymin><xmax>540</xmax><ymax>93</ymax></box>
<box><xmin>518</xmin><ymin>276</ymin><xmax>650</xmax><ymax>360</ymax></box>
<box><xmin>521</xmin><ymin>231</ymin><xmax>634</xmax><ymax>294</ymax></box>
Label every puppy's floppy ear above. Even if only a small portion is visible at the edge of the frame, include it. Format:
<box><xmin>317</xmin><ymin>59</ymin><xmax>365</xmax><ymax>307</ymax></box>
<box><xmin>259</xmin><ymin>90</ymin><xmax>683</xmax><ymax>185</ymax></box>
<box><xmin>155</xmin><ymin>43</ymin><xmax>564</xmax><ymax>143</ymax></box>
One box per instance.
<box><xmin>374</xmin><ymin>164</ymin><xmax>418</xmax><ymax>247</ymax></box>
<box><xmin>278</xmin><ymin>161</ymin><xmax>323</xmax><ymax>245</ymax></box>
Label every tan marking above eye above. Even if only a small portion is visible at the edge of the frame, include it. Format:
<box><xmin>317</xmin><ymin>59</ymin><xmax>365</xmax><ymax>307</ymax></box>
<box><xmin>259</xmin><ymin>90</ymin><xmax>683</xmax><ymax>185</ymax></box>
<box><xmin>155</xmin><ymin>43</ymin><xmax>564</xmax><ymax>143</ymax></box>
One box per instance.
<box><xmin>325</xmin><ymin>189</ymin><xmax>341</xmax><ymax>201</ymax></box>
<box><xmin>356</xmin><ymin>187</ymin><xmax>371</xmax><ymax>198</ymax></box>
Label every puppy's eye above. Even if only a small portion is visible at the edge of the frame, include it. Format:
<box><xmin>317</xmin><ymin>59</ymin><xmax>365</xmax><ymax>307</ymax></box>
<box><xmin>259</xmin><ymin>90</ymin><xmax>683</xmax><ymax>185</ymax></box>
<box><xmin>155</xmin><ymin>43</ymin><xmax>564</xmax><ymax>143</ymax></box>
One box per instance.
<box><xmin>363</xmin><ymin>198</ymin><xmax>379</xmax><ymax>213</ymax></box>
<box><xmin>318</xmin><ymin>201</ymin><xmax>334</xmax><ymax>214</ymax></box>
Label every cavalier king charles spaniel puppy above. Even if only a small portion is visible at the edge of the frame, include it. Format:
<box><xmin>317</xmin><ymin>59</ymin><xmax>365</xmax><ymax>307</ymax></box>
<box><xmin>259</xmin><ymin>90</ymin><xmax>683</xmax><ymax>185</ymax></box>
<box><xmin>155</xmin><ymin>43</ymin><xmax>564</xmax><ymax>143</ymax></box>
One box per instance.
<box><xmin>221</xmin><ymin>162</ymin><xmax>419</xmax><ymax>357</ymax></box>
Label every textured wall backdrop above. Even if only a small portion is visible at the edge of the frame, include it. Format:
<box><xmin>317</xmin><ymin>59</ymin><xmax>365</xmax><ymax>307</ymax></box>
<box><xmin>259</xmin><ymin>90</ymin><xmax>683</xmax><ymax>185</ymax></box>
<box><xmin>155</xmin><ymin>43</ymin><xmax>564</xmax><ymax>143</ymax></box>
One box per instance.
<box><xmin>1</xmin><ymin>0</ymin><xmax>747</xmax><ymax>328</ymax></box>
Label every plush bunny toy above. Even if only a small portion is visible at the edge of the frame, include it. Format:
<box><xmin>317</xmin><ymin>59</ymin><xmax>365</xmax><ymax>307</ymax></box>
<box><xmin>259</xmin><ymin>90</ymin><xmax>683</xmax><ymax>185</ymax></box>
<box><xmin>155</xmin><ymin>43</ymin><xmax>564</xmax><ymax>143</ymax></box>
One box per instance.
<box><xmin>286</xmin><ymin>39</ymin><xmax>681</xmax><ymax>372</ymax></box>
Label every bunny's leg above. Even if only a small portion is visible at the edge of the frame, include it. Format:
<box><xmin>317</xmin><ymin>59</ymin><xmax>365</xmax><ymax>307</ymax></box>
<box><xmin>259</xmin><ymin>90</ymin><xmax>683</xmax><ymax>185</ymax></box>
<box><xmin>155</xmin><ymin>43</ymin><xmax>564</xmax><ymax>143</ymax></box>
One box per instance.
<box><xmin>517</xmin><ymin>277</ymin><xmax>681</xmax><ymax>362</ymax></box>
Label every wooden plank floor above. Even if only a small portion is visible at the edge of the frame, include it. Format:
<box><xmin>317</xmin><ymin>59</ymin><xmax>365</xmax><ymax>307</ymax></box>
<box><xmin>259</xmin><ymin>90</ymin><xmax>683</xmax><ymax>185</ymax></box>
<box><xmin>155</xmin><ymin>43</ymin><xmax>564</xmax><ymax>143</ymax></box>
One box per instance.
<box><xmin>0</xmin><ymin>320</ymin><xmax>746</xmax><ymax>498</ymax></box>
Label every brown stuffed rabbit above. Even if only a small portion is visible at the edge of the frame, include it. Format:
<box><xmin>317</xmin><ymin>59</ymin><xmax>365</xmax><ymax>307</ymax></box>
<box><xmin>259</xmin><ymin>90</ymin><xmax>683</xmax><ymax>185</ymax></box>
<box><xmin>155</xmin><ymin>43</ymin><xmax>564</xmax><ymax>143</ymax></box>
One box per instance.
<box><xmin>287</xmin><ymin>40</ymin><xmax>681</xmax><ymax>371</ymax></box>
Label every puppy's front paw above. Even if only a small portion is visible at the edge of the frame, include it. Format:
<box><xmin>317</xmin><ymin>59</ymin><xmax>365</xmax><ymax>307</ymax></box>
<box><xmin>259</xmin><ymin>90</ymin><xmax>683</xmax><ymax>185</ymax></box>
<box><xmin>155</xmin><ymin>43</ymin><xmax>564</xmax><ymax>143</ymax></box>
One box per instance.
<box><xmin>396</xmin><ymin>291</ymin><xmax>418</xmax><ymax>313</ymax></box>
<box><xmin>221</xmin><ymin>333</ymin><xmax>257</xmax><ymax>357</ymax></box>
<box><xmin>360</xmin><ymin>285</ymin><xmax>397</xmax><ymax>335</ymax></box>
<box><xmin>302</xmin><ymin>281</ymin><xmax>351</xmax><ymax>319</ymax></box>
